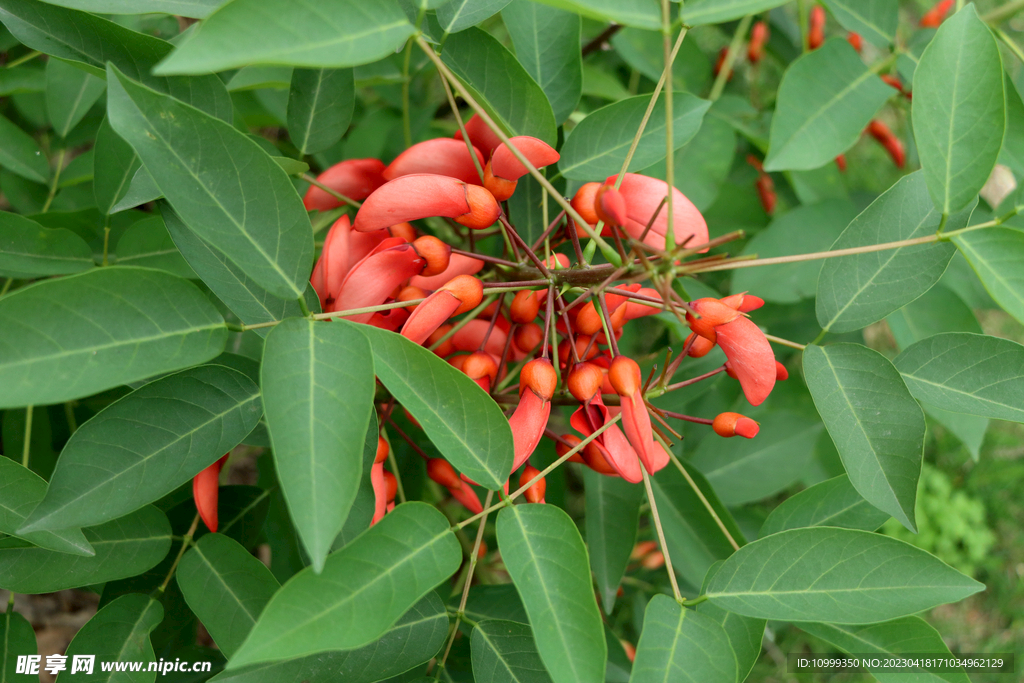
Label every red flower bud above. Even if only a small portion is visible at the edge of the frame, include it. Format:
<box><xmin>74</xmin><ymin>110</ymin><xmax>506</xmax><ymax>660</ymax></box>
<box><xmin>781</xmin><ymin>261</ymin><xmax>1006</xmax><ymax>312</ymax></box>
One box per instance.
<box><xmin>520</xmin><ymin>358</ymin><xmax>558</xmax><ymax>400</ymax></box>
<box><xmin>513</xmin><ymin>323</ymin><xmax>543</xmax><ymax>354</ymax></box>
<box><xmin>748</xmin><ymin>21</ymin><xmax>769</xmax><ymax>63</ymax></box>
<box><xmin>510</xmin><ymin>290</ymin><xmax>542</xmax><ymax>324</ymax></box>
<box><xmin>568</xmin><ymin>362</ymin><xmax>604</xmax><ymax>402</ymax></box>
<box><xmin>554</xmin><ymin>434</ymin><xmax>587</xmax><ymax>464</ymax></box>
<box><xmin>920</xmin><ymin>0</ymin><xmax>953</xmax><ymax>28</ymax></box>
<box><xmin>193</xmin><ymin>454</ymin><xmax>228</xmax><ymax>533</ymax></box>
<box><xmin>412</xmin><ymin>235</ymin><xmax>452</xmax><ymax>277</ymax></box>
<box><xmin>775</xmin><ymin>360</ymin><xmax>789</xmax><ymax>381</ymax></box>
<box><xmin>571</xmin><ymin>182</ymin><xmax>602</xmax><ymax>227</ymax></box>
<box><xmin>427</xmin><ymin>458</ymin><xmax>462</xmax><ymax>490</ymax></box>
<box><xmin>846</xmin><ymin>31</ymin><xmax>862</xmax><ymax>52</ymax></box>
<box><xmin>608</xmin><ymin>356</ymin><xmax>642</xmax><ymax>397</ymax></box>
<box><xmin>375</xmin><ymin>436</ymin><xmax>389</xmax><ymax>464</ymax></box>
<box><xmin>712</xmin><ymin>412</ymin><xmax>760</xmax><ymax>439</ymax></box>
<box><xmin>594</xmin><ymin>185</ymin><xmax>628</xmax><ymax>227</ymax></box>
<box><xmin>442</xmin><ymin>275</ymin><xmax>484</xmax><ymax>315</ymax></box>
<box><xmin>685</xmin><ymin>333</ymin><xmax>716</xmax><ymax>358</ymax></box>
<box><xmin>519</xmin><ymin>464</ymin><xmax>546</xmax><ymax>504</ymax></box>
<box><xmin>808</xmin><ymin>6</ymin><xmax>825</xmax><ymax>50</ymax></box>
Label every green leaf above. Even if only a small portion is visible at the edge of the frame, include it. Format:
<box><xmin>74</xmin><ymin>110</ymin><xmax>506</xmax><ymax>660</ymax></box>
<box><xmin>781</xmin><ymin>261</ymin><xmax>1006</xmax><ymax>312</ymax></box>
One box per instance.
<box><xmin>887</xmin><ymin>285</ymin><xmax>982</xmax><ymax>350</ymax></box>
<box><xmin>583</xmin><ymin>469</ymin><xmax>642</xmax><ymax>615</ymax></box>
<box><xmin>690</xmin><ymin>411</ymin><xmax>823</xmax><ymax>505</ymax></box>
<box><xmin>106</xmin><ymin>65</ymin><xmax>313</xmax><ymax>300</ymax></box>
<box><xmin>611</xmin><ymin>28</ymin><xmax>711</xmax><ymax>96</ymax></box>
<box><xmin>764</xmin><ymin>39</ymin><xmax>893</xmax><ymax>171</ymax></box>
<box><xmin>361</xmin><ymin>326</ymin><xmax>513</xmax><ymax>490</ymax></box>
<box><xmin>471</xmin><ymin>619</ymin><xmax>553</xmax><ymax>683</ymax></box>
<box><xmin>0</xmin><ymin>64</ymin><xmax>45</xmax><ymax>96</ymax></box>
<box><xmin>287</xmin><ymin>68</ymin><xmax>354</xmax><ymax>156</ymax></box>
<box><xmin>799</xmin><ymin>617</ymin><xmax>971</xmax><ymax>683</ymax></box>
<box><xmin>155</xmin><ymin>0</ymin><xmax>414</xmax><ymax>74</ymax></box>
<box><xmin>912</xmin><ymin>4</ymin><xmax>1005</xmax><ymax>214</ymax></box>
<box><xmin>208</xmin><ymin>593</ymin><xmax>449</xmax><ymax>683</ymax></box>
<box><xmin>1</xmin><ymin>609</ymin><xmax>36</xmax><ymax>682</ymax></box>
<box><xmin>161</xmin><ymin>205</ymin><xmax>315</xmax><ymax>335</ymax></box>
<box><xmin>0</xmin><ymin>113</ymin><xmax>48</xmax><ymax>184</ymax></box>
<box><xmin>177</xmin><ymin>533</ymin><xmax>280</xmax><ymax>658</ymax></box>
<box><xmin>680</xmin><ymin>0</ymin><xmax>789</xmax><ymax>27</ymax></box>
<box><xmin>228</xmin><ymin>502</ymin><xmax>460</xmax><ymax>668</ymax></box>
<box><xmin>60</xmin><ymin>594</ymin><xmax>164</xmax><ymax>681</ymax></box>
<box><xmin>0</xmin><ymin>458</ymin><xmax>93</xmax><ymax>556</ymax></box>
<box><xmin>894</xmin><ymin>332</ymin><xmax>1024</xmax><ymax>424</ymax></box>
<box><xmin>19</xmin><ymin>364</ymin><xmax>261</xmax><ymax>533</ymax></box>
<box><xmin>0</xmin><ymin>0</ymin><xmax>232</xmax><ymax>120</ymax></box>
<box><xmin>441</xmin><ymin>27</ymin><xmax>557</xmax><ymax>146</ymax></box>
<box><xmin>45</xmin><ymin>58</ymin><xmax>105</xmax><ymax>139</ymax></box>
<box><xmin>816</xmin><ymin>172</ymin><xmax>972</xmax><ymax>333</ymax></box>
<box><xmin>334</xmin><ymin>414</ymin><xmax>381</xmax><ymax>549</ymax></box>
<box><xmin>953</xmin><ymin>227</ymin><xmax>1024</xmax><ymax>325</ymax></box>
<box><xmin>559</xmin><ymin>92</ymin><xmax>710</xmax><ymax>181</ymax></box>
<box><xmin>648</xmin><ymin>460</ymin><xmax>746</xmax><ymax>587</ymax></box>
<box><xmin>502</xmin><ymin>0</ymin><xmax>582</xmax><ymax>124</ymax></box>
<box><xmin>29</xmin><ymin>0</ymin><xmax>224</xmax><ymax>18</ymax></box>
<box><xmin>820</xmin><ymin>0</ymin><xmax>897</xmax><ymax>48</ymax></box>
<box><xmin>227</xmin><ymin>65</ymin><xmax>294</xmax><ymax>91</ymax></box>
<box><xmin>803</xmin><ymin>343</ymin><xmax>925</xmax><ymax>532</ymax></box>
<box><xmin>641</xmin><ymin>114</ymin><xmax>735</xmax><ymax>212</ymax></box>
<box><xmin>759</xmin><ymin>474</ymin><xmax>890</xmax><ymax>537</ymax></box>
<box><xmin>0</xmin><ymin>210</ymin><xmax>93</xmax><ymax>277</ymax></box>
<box><xmin>438</xmin><ymin>0</ymin><xmax>512</xmax><ymax>33</ymax></box>
<box><xmin>110</xmin><ymin>166</ymin><xmax>162</xmax><ymax>214</ymax></box>
<box><xmin>0</xmin><ymin>267</ymin><xmax>227</xmax><ymax>409</ymax></box>
<box><xmin>0</xmin><ymin>504</ymin><xmax>171</xmax><ymax>593</ymax></box>
<box><xmin>529</xmin><ymin>0</ymin><xmax>659</xmax><ymax>29</ymax></box>
<box><xmin>462</xmin><ymin>584</ymin><xmax>529</xmax><ymax>628</ymax></box>
<box><xmin>733</xmin><ymin>200</ymin><xmax>859</xmax><ymax>304</ymax></box>
<box><xmin>630</xmin><ymin>595</ymin><xmax>737</xmax><ymax>683</ymax></box>
<box><xmin>706</xmin><ymin>527</ymin><xmax>984</xmax><ymax>623</ymax></box>
<box><xmin>496</xmin><ymin>504</ymin><xmax>606</xmax><ymax>683</ymax></box>
<box><xmin>114</xmin><ymin>214</ymin><xmax>196</xmax><ymax>278</ymax></box>
<box><xmin>694</xmin><ymin>588</ymin><xmax>764</xmax><ymax>683</ymax></box>
<box><xmin>1000</xmin><ymin>75</ymin><xmax>1024</xmax><ymax>177</ymax></box>
<box><xmin>261</xmin><ymin>318</ymin><xmax>375</xmax><ymax>571</ymax></box>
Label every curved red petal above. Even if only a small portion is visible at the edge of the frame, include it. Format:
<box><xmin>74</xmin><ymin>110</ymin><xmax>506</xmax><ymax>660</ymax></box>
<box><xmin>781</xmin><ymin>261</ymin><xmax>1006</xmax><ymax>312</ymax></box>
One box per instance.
<box><xmin>600</xmin><ymin>423</ymin><xmax>644</xmax><ymax>483</ymax></box>
<box><xmin>450</xmin><ymin>484</ymin><xmax>484</xmax><ymax>514</ymax></box>
<box><xmin>510</xmin><ymin>390</ymin><xmax>551</xmax><ymax>471</ymax></box>
<box><xmin>353</xmin><ymin>174</ymin><xmax>473</xmax><ymax>232</ymax></box>
<box><xmin>401</xmin><ymin>290</ymin><xmax>461</xmax><ymax>345</ymax></box>
<box><xmin>451</xmin><ymin>319</ymin><xmax>508</xmax><ymax>357</ymax></box>
<box><xmin>410</xmin><ymin>253</ymin><xmax>485</xmax><ymax>289</ymax></box>
<box><xmin>608</xmin><ymin>173</ymin><xmax>709</xmax><ymax>252</ymax></box>
<box><xmin>331</xmin><ymin>245</ymin><xmax>425</xmax><ymax>323</ymax></box>
<box><xmin>303</xmin><ymin>158</ymin><xmax>386</xmax><ymax>211</ymax></box>
<box><xmin>370</xmin><ymin>462</ymin><xmax>387</xmax><ymax>525</ymax></box>
<box><xmin>490</xmin><ymin>136</ymin><xmax>560</xmax><ymax>181</ymax></box>
<box><xmin>366</xmin><ymin>306</ymin><xmax>410</xmax><ymax>332</ymax></box>
<box><xmin>321</xmin><ymin>215</ymin><xmax>352</xmax><ymax>305</ymax></box>
<box><xmin>620</xmin><ymin>391</ymin><xmax>659</xmax><ymax>473</ymax></box>
<box><xmin>384</xmin><ymin>138</ymin><xmax>485</xmax><ymax>185</ymax></box>
<box><xmin>454</xmin><ymin>114</ymin><xmax>503</xmax><ymax>159</ymax></box>
<box><xmin>716</xmin><ymin>316</ymin><xmax>776</xmax><ymax>406</ymax></box>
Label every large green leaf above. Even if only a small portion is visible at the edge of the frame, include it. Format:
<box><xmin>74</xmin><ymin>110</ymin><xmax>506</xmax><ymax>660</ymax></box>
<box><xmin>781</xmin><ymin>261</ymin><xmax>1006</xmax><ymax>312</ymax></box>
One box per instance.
<box><xmin>361</xmin><ymin>326</ymin><xmax>513</xmax><ymax>490</ymax></box>
<box><xmin>894</xmin><ymin>333</ymin><xmax>1024</xmax><ymax>424</ymax></box>
<box><xmin>759</xmin><ymin>474</ymin><xmax>890</xmax><ymax>537</ymax></box>
<box><xmin>114</xmin><ymin>214</ymin><xmax>196</xmax><ymax>278</ymax></box>
<box><xmin>261</xmin><ymin>318</ymin><xmax>375</xmax><ymax>572</ymax></box>
<box><xmin>0</xmin><ymin>458</ymin><xmax>92</xmax><ymax>556</ymax></box>
<box><xmin>953</xmin><ymin>227</ymin><xmax>1024</xmax><ymax>325</ymax></box>
<box><xmin>93</xmin><ymin>117</ymin><xmax>141</xmax><ymax>216</ymax></box>
<box><xmin>803</xmin><ymin>343</ymin><xmax>925</xmax><ymax>532</ymax></box>
<box><xmin>0</xmin><ymin>504</ymin><xmax>171</xmax><ymax>593</ymax></box>
<box><xmin>912</xmin><ymin>4</ymin><xmax>1005</xmax><ymax>214</ymax></box>
<box><xmin>59</xmin><ymin>594</ymin><xmax>164</xmax><ymax>682</ymax></box>
<box><xmin>0</xmin><ymin>0</ymin><xmax>232</xmax><ymax>119</ymax></box>
<box><xmin>438</xmin><ymin>0</ymin><xmax>513</xmax><ymax>33</ymax></box>
<box><xmin>31</xmin><ymin>0</ymin><xmax>224</xmax><ymax>18</ymax></box>
<box><xmin>106</xmin><ymin>65</ymin><xmax>313</xmax><ymax>300</ymax></box>
<box><xmin>471</xmin><ymin>619</ymin><xmax>554</xmax><ymax>683</ymax></box>
<box><xmin>733</xmin><ymin>200</ymin><xmax>859</xmax><ymax>304</ymax></box>
<box><xmin>1</xmin><ymin>609</ymin><xmax>36</xmax><ymax>683</ymax></box>
<box><xmin>0</xmin><ymin>113</ymin><xmax>48</xmax><ymax>184</ymax></box>
<box><xmin>799</xmin><ymin>617</ymin><xmax>971</xmax><ymax>683</ymax></box>
<box><xmin>0</xmin><ymin>267</ymin><xmax>226</xmax><ymax>409</ymax></box>
<box><xmin>690</xmin><ymin>411</ymin><xmax>823</xmax><ymax>505</ymax></box>
<box><xmin>680</xmin><ymin>0</ymin><xmax>789</xmax><ymax>26</ymax></box>
<box><xmin>583</xmin><ymin>468</ymin><xmax>643</xmax><ymax>615</ymax></box>
<box><xmin>208</xmin><ymin>592</ymin><xmax>449</xmax><ymax>683</ymax></box>
<box><xmin>887</xmin><ymin>285</ymin><xmax>982</xmax><ymax>349</ymax></box>
<box><xmin>631</xmin><ymin>595</ymin><xmax>737</xmax><ymax>683</ymax></box>
<box><xmin>441</xmin><ymin>27</ymin><xmax>557</xmax><ymax>146</ymax></box>
<box><xmin>1001</xmin><ymin>75</ymin><xmax>1024</xmax><ymax>177</ymax></box>
<box><xmin>764</xmin><ymin>39</ymin><xmax>893</xmax><ymax>171</ymax></box>
<box><xmin>462</xmin><ymin>585</ymin><xmax>529</xmax><ymax>628</ymax></box>
<box><xmin>0</xmin><ymin>210</ymin><xmax>93</xmax><ymax>277</ymax></box>
<box><xmin>706</xmin><ymin>527</ymin><xmax>984</xmax><ymax>623</ymax></box>
<box><xmin>531</xmin><ymin>0</ymin><xmax>659</xmax><ymax>29</ymax></box>
<box><xmin>502</xmin><ymin>0</ymin><xmax>581</xmax><ymax>124</ymax></box>
<box><xmin>287</xmin><ymin>68</ymin><xmax>354</xmax><ymax>156</ymax></box>
<box><xmin>648</xmin><ymin>461</ymin><xmax>746</xmax><ymax>588</ymax></box>
<box><xmin>816</xmin><ymin>172</ymin><xmax>971</xmax><ymax>333</ymax></box>
<box><xmin>821</xmin><ymin>0</ymin><xmax>897</xmax><ymax>48</ymax></box>
<box><xmin>45</xmin><ymin>58</ymin><xmax>105</xmax><ymax>139</ymax></box>
<box><xmin>334</xmin><ymin>414</ymin><xmax>381</xmax><ymax>549</ymax></box>
<box><xmin>111</xmin><ymin>166</ymin><xmax>162</xmax><ymax>214</ymax></box>
<box><xmin>559</xmin><ymin>92</ymin><xmax>710</xmax><ymax>180</ymax></box>
<box><xmin>177</xmin><ymin>533</ymin><xmax>280</xmax><ymax>658</ymax></box>
<box><xmin>694</xmin><ymin>576</ymin><xmax>764</xmax><ymax>683</ymax></box>
<box><xmin>497</xmin><ymin>504</ymin><xmax>606</xmax><ymax>683</ymax></box>
<box><xmin>228</xmin><ymin>502</ymin><xmax>460</xmax><ymax>668</ymax></box>
<box><xmin>155</xmin><ymin>0</ymin><xmax>413</xmax><ymax>74</ymax></box>
<box><xmin>19</xmin><ymin>365</ymin><xmax>261</xmax><ymax>533</ymax></box>
<box><xmin>161</xmin><ymin>205</ymin><xmax>314</xmax><ymax>336</ymax></box>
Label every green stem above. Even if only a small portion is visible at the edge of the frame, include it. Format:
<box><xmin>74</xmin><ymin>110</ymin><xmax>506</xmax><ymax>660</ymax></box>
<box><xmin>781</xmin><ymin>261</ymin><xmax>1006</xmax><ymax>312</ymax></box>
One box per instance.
<box><xmin>665</xmin><ymin>446</ymin><xmax>740</xmax><ymax>552</ymax></box>
<box><xmin>158</xmin><ymin>514</ymin><xmax>200</xmax><ymax>594</ymax></box>
<box><xmin>661</xmin><ymin>0</ymin><xmax>676</xmax><ymax>250</ymax></box>
<box><xmin>41</xmin><ymin>148</ymin><xmax>67</xmax><ymax>214</ymax></box>
<box><xmin>4</xmin><ymin>50</ymin><xmax>41</xmax><ymax>68</ymax></box>
<box><xmin>995</xmin><ymin>28</ymin><xmax>1024</xmax><ymax>65</ymax></box>
<box><xmin>983</xmin><ymin>0</ymin><xmax>1024</xmax><ymax>23</ymax></box>
<box><xmin>297</xmin><ymin>295</ymin><xmax>312</xmax><ymax>317</ymax></box>
<box><xmin>798</xmin><ymin>0</ymin><xmax>810</xmax><ymax>52</ymax></box>
<box><xmin>21</xmin><ymin>405</ymin><xmax>33</xmax><ymax>468</ymax></box>
<box><xmin>641</xmin><ymin>461</ymin><xmax>684</xmax><ymax>603</ymax></box>
<box><xmin>0</xmin><ymin>278</ymin><xmax>12</xmax><ymax>297</ymax></box>
<box><xmin>709</xmin><ymin>14</ymin><xmax>752</xmax><ymax>101</ymax></box>
<box><xmin>64</xmin><ymin>402</ymin><xmax>78</xmax><ymax>435</ymax></box>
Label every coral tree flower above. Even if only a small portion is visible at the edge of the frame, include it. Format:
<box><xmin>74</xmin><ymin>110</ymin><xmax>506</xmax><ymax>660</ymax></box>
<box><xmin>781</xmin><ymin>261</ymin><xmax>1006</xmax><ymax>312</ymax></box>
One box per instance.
<box><xmin>607</xmin><ymin>173</ymin><xmax>709</xmax><ymax>251</ymax></box>
<box><xmin>568</xmin><ymin>362</ymin><xmax>643</xmax><ymax>483</ymax></box>
<box><xmin>303</xmin><ymin>158</ymin><xmax>386</xmax><ymax>211</ymax></box>
<box><xmin>484</xmin><ymin>137</ymin><xmax>560</xmax><ymax>201</ymax></box>
<box><xmin>383</xmin><ymin>138</ymin><xmax>486</xmax><ymax>185</ymax></box>
<box><xmin>509</xmin><ymin>358</ymin><xmax>557</xmax><ymax>471</ymax></box>
<box><xmin>608</xmin><ymin>356</ymin><xmax>669</xmax><ymax>475</ymax></box>
<box><xmin>371</xmin><ymin>436</ymin><xmax>391</xmax><ymax>525</ymax></box>
<box><xmin>401</xmin><ymin>275</ymin><xmax>483</xmax><ymax>345</ymax></box>
<box><xmin>353</xmin><ymin>174</ymin><xmax>501</xmax><ymax>232</ymax></box>
<box><xmin>426</xmin><ymin>457</ymin><xmax>483</xmax><ymax>514</ymax></box>
<box><xmin>193</xmin><ymin>454</ymin><xmax>228</xmax><ymax>532</ymax></box>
